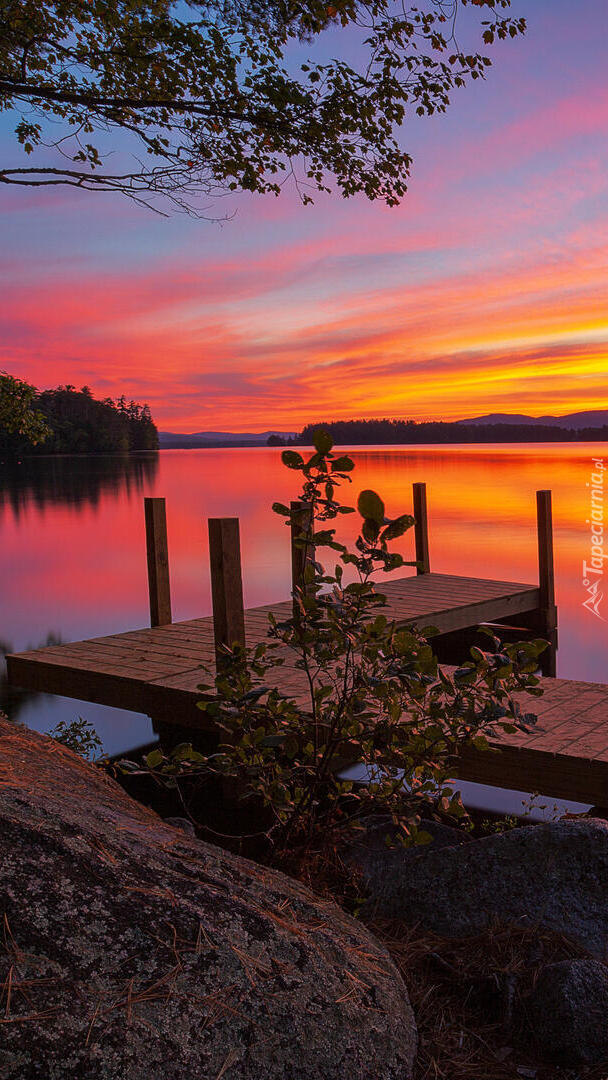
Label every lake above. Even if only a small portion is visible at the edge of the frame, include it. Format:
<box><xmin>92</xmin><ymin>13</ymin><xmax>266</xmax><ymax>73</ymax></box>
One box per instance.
<box><xmin>1</xmin><ymin>444</ymin><xmax>605</xmax><ymax>786</ymax></box>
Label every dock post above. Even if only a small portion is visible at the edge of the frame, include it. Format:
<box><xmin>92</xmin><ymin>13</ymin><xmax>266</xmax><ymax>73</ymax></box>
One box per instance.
<box><xmin>536</xmin><ymin>489</ymin><xmax>558</xmax><ymax>676</ymax></box>
<box><xmin>413</xmin><ymin>483</ymin><xmax>430</xmax><ymax>574</ymax></box>
<box><xmin>290</xmin><ymin>500</ymin><xmax>315</xmax><ymax>618</ymax></box>
<box><xmin>144</xmin><ymin>497</ymin><xmax>172</xmax><ymax>627</ymax></box>
<box><xmin>208</xmin><ymin>517</ymin><xmax>246</xmax><ymax>668</ymax></box>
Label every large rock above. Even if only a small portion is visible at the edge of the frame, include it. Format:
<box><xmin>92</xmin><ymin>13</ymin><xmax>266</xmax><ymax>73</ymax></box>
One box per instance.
<box><xmin>0</xmin><ymin>719</ymin><xmax>416</xmax><ymax>1080</ymax></box>
<box><xmin>348</xmin><ymin>817</ymin><xmax>471</xmax><ymax>884</ymax></box>
<box><xmin>362</xmin><ymin>819</ymin><xmax>608</xmax><ymax>956</ymax></box>
<box><xmin>522</xmin><ymin>959</ymin><xmax>608</xmax><ymax>1066</ymax></box>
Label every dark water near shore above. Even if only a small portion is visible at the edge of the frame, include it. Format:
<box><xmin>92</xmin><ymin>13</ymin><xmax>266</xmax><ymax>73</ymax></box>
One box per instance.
<box><xmin>1</xmin><ymin>444</ymin><xmax>605</xmax><ymax>811</ymax></box>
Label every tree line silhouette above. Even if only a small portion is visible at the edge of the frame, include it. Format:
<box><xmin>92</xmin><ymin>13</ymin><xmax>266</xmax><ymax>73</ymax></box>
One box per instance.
<box><xmin>290</xmin><ymin>419</ymin><xmax>608</xmax><ymax>446</ymax></box>
<box><xmin>1</xmin><ymin>384</ymin><xmax>158</xmax><ymax>456</ymax></box>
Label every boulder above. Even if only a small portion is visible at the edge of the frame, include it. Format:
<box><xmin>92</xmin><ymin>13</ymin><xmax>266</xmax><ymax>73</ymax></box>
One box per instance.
<box><xmin>362</xmin><ymin>819</ymin><xmax>608</xmax><ymax>956</ymax></box>
<box><xmin>0</xmin><ymin>719</ymin><xmax>416</xmax><ymax>1080</ymax></box>
<box><xmin>522</xmin><ymin>958</ymin><xmax>608</xmax><ymax>1066</ymax></box>
<box><xmin>348</xmin><ymin>817</ymin><xmax>470</xmax><ymax>886</ymax></box>
<box><xmin>163</xmin><ymin>815</ymin><xmax>197</xmax><ymax>836</ymax></box>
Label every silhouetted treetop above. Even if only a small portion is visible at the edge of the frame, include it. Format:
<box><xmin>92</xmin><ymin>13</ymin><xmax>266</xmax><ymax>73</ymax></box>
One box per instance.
<box><xmin>298</xmin><ymin>418</ymin><xmax>608</xmax><ymax>445</ymax></box>
<box><xmin>0</xmin><ymin>378</ymin><xmax>159</xmax><ymax>456</ymax></box>
<box><xmin>0</xmin><ymin>0</ymin><xmax>525</xmax><ymax>214</ymax></box>
<box><xmin>0</xmin><ymin>371</ymin><xmax>51</xmax><ymax>447</ymax></box>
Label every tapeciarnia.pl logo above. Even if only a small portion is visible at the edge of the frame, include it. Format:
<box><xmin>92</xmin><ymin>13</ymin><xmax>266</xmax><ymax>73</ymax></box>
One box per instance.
<box><xmin>582</xmin><ymin>457</ymin><xmax>605</xmax><ymax>621</ymax></box>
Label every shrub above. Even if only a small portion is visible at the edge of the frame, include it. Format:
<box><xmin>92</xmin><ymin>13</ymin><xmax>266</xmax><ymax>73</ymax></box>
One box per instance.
<box><xmin>49</xmin><ymin>717</ymin><xmax>103</xmax><ymax>760</ymax></box>
<box><xmin>130</xmin><ymin>430</ymin><xmax>546</xmax><ymax>863</ymax></box>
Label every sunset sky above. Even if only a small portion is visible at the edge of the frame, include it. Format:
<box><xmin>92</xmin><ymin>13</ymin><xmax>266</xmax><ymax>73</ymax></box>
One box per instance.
<box><xmin>1</xmin><ymin>0</ymin><xmax>607</xmax><ymax>433</ymax></box>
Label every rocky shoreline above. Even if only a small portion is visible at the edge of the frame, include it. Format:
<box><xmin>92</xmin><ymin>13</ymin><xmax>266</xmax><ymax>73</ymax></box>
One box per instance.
<box><xmin>1</xmin><ymin>718</ymin><xmax>607</xmax><ymax>1078</ymax></box>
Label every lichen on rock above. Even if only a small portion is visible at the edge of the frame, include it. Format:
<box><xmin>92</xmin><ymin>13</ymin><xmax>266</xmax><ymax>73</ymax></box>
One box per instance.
<box><xmin>361</xmin><ymin>817</ymin><xmax>608</xmax><ymax>958</ymax></box>
<box><xmin>0</xmin><ymin>718</ymin><xmax>416</xmax><ymax>1079</ymax></box>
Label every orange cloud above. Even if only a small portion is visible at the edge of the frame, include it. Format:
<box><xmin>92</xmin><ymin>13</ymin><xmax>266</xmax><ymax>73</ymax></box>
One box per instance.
<box><xmin>2</xmin><ymin>223</ymin><xmax>608</xmax><ymax>430</ymax></box>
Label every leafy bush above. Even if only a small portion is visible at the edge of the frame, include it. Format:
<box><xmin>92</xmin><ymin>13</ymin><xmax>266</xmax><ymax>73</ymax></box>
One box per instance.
<box><xmin>0</xmin><ymin>370</ymin><xmax>50</xmax><ymax>450</ymax></box>
<box><xmin>49</xmin><ymin>717</ymin><xmax>103</xmax><ymax>760</ymax></box>
<box><xmin>132</xmin><ymin>430</ymin><xmax>546</xmax><ymax>862</ymax></box>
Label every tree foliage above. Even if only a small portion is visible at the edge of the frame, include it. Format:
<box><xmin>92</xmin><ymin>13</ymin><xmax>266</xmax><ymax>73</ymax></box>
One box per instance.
<box><xmin>0</xmin><ymin>371</ymin><xmax>51</xmax><ymax>447</ymax></box>
<box><xmin>0</xmin><ymin>0</ymin><xmax>525</xmax><ymax>213</ymax></box>
<box><xmin>126</xmin><ymin>428</ymin><xmax>546</xmax><ymax>863</ymax></box>
<box><xmin>0</xmin><ymin>376</ymin><xmax>159</xmax><ymax>454</ymax></box>
<box><xmin>0</xmin><ymin>371</ymin><xmax>51</xmax><ymax>446</ymax></box>
<box><xmin>297</xmin><ymin>418</ymin><xmax>608</xmax><ymax>445</ymax></box>
<box><xmin>48</xmin><ymin>716</ymin><xmax>103</xmax><ymax>760</ymax></box>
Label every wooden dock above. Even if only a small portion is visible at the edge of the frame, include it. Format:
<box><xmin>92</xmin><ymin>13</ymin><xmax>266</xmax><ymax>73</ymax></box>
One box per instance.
<box><xmin>7</xmin><ymin>484</ymin><xmax>608</xmax><ymax>808</ymax></box>
<box><xmin>6</xmin><ymin>571</ymin><xmax>544</xmax><ymax>721</ymax></box>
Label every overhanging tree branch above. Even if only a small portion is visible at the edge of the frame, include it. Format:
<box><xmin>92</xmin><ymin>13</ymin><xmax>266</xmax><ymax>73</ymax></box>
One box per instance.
<box><xmin>0</xmin><ymin>0</ymin><xmax>526</xmax><ymax>212</ymax></box>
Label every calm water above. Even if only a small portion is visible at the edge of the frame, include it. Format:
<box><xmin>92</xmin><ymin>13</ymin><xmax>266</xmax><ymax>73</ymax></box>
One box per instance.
<box><xmin>1</xmin><ymin>444</ymin><xmax>606</xmax><ymax>768</ymax></box>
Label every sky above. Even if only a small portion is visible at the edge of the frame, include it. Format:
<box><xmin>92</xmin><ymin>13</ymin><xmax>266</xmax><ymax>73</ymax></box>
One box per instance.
<box><xmin>1</xmin><ymin>0</ymin><xmax>608</xmax><ymax>433</ymax></box>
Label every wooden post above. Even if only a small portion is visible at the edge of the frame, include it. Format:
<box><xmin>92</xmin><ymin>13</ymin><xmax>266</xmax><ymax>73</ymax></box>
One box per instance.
<box><xmin>290</xmin><ymin>500</ymin><xmax>314</xmax><ymax>618</ymax></box>
<box><xmin>413</xmin><ymin>482</ymin><xmax>430</xmax><ymax>574</ymax></box>
<box><xmin>536</xmin><ymin>489</ymin><xmax>557</xmax><ymax>676</ymax></box>
<box><xmin>208</xmin><ymin>517</ymin><xmax>246</xmax><ymax>667</ymax></box>
<box><xmin>144</xmin><ymin>497</ymin><xmax>172</xmax><ymax>627</ymax></box>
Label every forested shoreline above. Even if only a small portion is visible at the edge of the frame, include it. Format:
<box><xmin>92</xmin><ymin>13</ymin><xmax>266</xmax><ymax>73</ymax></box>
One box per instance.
<box><xmin>0</xmin><ymin>375</ymin><xmax>158</xmax><ymax>456</ymax></box>
<box><xmin>292</xmin><ymin>418</ymin><xmax>608</xmax><ymax>445</ymax></box>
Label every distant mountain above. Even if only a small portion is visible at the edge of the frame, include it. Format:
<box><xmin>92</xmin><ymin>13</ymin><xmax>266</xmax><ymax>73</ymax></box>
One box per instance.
<box><xmin>159</xmin><ymin>430</ymin><xmax>295</xmax><ymax>448</ymax></box>
<box><xmin>159</xmin><ymin>412</ymin><xmax>608</xmax><ymax>450</ymax></box>
<box><xmin>458</xmin><ymin>410</ymin><xmax>608</xmax><ymax>430</ymax></box>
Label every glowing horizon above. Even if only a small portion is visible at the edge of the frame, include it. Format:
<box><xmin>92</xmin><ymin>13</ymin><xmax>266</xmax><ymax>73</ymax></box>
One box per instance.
<box><xmin>1</xmin><ymin>0</ymin><xmax>607</xmax><ymax>432</ymax></box>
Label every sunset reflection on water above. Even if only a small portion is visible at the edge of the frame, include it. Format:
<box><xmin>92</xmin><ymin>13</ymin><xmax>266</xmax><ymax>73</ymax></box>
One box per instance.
<box><xmin>1</xmin><ymin>443</ymin><xmax>604</xmax><ymax>754</ymax></box>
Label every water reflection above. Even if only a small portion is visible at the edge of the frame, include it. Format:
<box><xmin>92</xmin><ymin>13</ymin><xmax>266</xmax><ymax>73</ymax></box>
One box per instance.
<box><xmin>1</xmin><ymin>443</ymin><xmax>606</xmax><ymax>755</ymax></box>
<box><xmin>0</xmin><ymin>452</ymin><xmax>159</xmax><ymax>519</ymax></box>
<box><xmin>0</xmin><ymin>634</ymin><xmax>61</xmax><ymax>721</ymax></box>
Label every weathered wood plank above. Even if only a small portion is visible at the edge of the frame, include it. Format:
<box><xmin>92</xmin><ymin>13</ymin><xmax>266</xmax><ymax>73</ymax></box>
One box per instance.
<box><xmin>86</xmin><ymin>633</ymin><xmax>213</xmax><ymax>663</ymax></box>
<box><xmin>36</xmin><ymin>642</ymin><xmax>192</xmax><ymax>676</ymax></box>
<box><xmin>208</xmin><ymin>517</ymin><xmax>246</xmax><ymax>665</ymax></box>
<box><xmin>536</xmin><ymin>489</ymin><xmax>558</xmax><ymax>676</ymax></box>
<box><xmin>456</xmin><ymin>743</ymin><xmax>608</xmax><ymax>806</ymax></box>
<box><xmin>537</xmin><ymin>490</ymin><xmax>556</xmax><ymax>618</ymax></box>
<box><xmin>144</xmin><ymin>497</ymin><xmax>172</xmax><ymax>627</ymax></box>
<box><xmin>412</xmin><ymin>482</ymin><xmax>430</xmax><ymax>574</ymax></box>
<box><xmin>6</xmin><ymin>654</ymin><xmax>156</xmax><ymax>712</ymax></box>
<box><xmin>395</xmin><ymin>592</ymin><xmax>541</xmax><ymax>634</ymax></box>
<box><xmin>290</xmin><ymin>500</ymin><xmax>314</xmax><ymax>618</ymax></box>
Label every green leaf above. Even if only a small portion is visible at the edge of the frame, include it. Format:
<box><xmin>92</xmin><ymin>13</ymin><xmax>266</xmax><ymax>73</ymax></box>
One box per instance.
<box><xmin>281</xmin><ymin>450</ymin><xmax>304</xmax><ymax>469</ymax></box>
<box><xmin>472</xmin><ymin>735</ymin><xmax>489</xmax><ymax>750</ymax></box>
<box><xmin>381</xmin><ymin>514</ymin><xmax>414</xmax><ymax>541</ymax></box>
<box><xmin>414</xmin><ymin>830</ymin><xmax>433</xmax><ymax>846</ymax></box>
<box><xmin>331</xmin><ymin>455</ymin><xmax>354</xmax><ymax>472</ymax></box>
<box><xmin>532</xmin><ymin>638</ymin><xmax>550</xmax><ymax>654</ymax></box>
<box><xmin>172</xmin><ymin>743</ymin><xmax>205</xmax><ymax>763</ymax></box>
<box><xmin>362</xmin><ymin>517</ymin><xmax>380</xmax><ymax>542</ymax></box>
<box><xmin>313</xmin><ymin>427</ymin><xmax>333</xmax><ymax>454</ymax></box>
<box><xmin>357</xmin><ymin>489</ymin><xmax>385</xmax><ymax>523</ymax></box>
<box><xmin>146</xmin><ymin>748</ymin><xmax>164</xmax><ymax>768</ymax></box>
<box><xmin>454</xmin><ymin>665</ymin><xmax>476</xmax><ymax>685</ymax></box>
<box><xmin>384</xmin><ymin>552</ymin><xmax>404</xmax><ymax>571</ymax></box>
